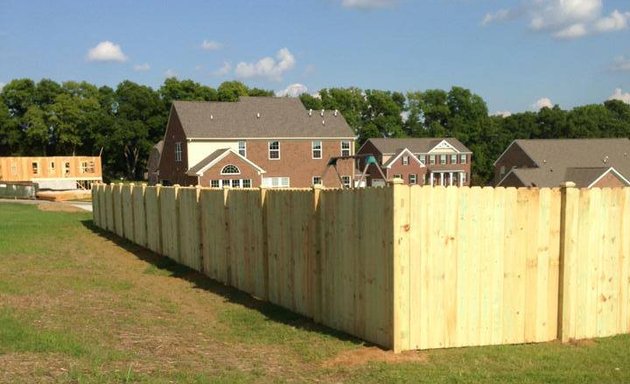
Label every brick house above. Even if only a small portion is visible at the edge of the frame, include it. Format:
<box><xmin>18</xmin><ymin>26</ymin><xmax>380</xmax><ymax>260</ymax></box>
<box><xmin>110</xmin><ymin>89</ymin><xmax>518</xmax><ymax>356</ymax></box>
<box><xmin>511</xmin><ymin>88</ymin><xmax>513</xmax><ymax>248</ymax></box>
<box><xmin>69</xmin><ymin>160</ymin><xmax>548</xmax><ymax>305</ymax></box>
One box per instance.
<box><xmin>156</xmin><ymin>97</ymin><xmax>355</xmax><ymax>188</ymax></box>
<box><xmin>356</xmin><ymin>138</ymin><xmax>473</xmax><ymax>187</ymax></box>
<box><xmin>494</xmin><ymin>138</ymin><xmax>630</xmax><ymax>188</ymax></box>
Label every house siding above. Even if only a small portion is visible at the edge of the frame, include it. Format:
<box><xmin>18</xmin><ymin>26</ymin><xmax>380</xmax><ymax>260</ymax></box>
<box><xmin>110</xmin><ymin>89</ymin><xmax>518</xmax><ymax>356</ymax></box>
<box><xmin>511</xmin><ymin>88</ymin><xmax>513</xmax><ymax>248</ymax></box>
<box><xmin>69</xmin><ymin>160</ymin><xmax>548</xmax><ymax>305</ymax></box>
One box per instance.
<box><xmin>245</xmin><ymin>139</ymin><xmax>354</xmax><ymax>188</ymax></box>
<box><xmin>158</xmin><ymin>110</ymin><xmax>197</xmax><ymax>186</ymax></box>
<box><xmin>591</xmin><ymin>171</ymin><xmax>627</xmax><ymax>188</ymax></box>
<box><xmin>197</xmin><ymin>152</ymin><xmax>263</xmax><ymax>187</ymax></box>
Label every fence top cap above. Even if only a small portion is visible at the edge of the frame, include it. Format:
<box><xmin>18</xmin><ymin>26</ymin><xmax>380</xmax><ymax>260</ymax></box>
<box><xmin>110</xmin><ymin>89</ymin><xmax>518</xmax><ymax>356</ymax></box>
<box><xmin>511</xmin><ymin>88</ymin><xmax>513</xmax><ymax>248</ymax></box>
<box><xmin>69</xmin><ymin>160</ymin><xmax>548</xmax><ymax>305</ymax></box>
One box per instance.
<box><xmin>561</xmin><ymin>181</ymin><xmax>576</xmax><ymax>188</ymax></box>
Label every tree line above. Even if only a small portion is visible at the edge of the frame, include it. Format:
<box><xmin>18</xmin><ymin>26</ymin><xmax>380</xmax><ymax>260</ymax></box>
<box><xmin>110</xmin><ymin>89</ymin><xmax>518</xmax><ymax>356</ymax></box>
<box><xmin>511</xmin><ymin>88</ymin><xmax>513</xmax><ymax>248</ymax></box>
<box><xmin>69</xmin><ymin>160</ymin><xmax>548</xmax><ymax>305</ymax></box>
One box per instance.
<box><xmin>1</xmin><ymin>78</ymin><xmax>628</xmax><ymax>184</ymax></box>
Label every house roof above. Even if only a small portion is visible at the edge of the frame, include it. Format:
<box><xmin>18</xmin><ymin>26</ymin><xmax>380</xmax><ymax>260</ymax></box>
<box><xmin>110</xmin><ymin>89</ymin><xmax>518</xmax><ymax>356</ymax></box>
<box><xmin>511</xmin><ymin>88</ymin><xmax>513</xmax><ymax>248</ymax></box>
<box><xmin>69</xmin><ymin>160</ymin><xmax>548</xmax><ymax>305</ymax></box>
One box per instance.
<box><xmin>382</xmin><ymin>148</ymin><xmax>426</xmax><ymax>168</ymax></box>
<box><xmin>186</xmin><ymin>148</ymin><xmax>266</xmax><ymax>177</ymax></box>
<box><xmin>172</xmin><ymin>97</ymin><xmax>355</xmax><ymax>139</ymax></box>
<box><xmin>500</xmin><ymin>138</ymin><xmax>630</xmax><ymax>187</ymax></box>
<box><xmin>363</xmin><ymin>137</ymin><xmax>471</xmax><ymax>154</ymax></box>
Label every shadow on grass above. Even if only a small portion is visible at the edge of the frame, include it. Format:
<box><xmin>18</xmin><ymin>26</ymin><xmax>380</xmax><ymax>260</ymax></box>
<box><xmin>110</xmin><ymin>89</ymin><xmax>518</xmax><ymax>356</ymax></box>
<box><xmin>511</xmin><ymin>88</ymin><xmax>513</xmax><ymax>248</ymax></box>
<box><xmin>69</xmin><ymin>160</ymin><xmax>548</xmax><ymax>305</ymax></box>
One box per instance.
<box><xmin>80</xmin><ymin>219</ymin><xmax>366</xmax><ymax>348</ymax></box>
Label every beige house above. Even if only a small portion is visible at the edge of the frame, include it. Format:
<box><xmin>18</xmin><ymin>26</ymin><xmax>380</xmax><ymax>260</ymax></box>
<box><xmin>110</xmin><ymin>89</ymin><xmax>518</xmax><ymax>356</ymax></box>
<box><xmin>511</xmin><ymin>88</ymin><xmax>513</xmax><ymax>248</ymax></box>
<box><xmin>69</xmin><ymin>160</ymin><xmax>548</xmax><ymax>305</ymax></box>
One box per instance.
<box><xmin>0</xmin><ymin>156</ymin><xmax>102</xmax><ymax>190</ymax></box>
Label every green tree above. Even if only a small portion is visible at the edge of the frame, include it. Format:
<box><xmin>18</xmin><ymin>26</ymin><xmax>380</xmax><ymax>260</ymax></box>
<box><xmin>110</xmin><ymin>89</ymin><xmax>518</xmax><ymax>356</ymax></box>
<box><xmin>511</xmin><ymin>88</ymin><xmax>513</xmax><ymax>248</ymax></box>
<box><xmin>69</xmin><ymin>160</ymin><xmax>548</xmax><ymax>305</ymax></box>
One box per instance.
<box><xmin>217</xmin><ymin>81</ymin><xmax>249</xmax><ymax>101</ymax></box>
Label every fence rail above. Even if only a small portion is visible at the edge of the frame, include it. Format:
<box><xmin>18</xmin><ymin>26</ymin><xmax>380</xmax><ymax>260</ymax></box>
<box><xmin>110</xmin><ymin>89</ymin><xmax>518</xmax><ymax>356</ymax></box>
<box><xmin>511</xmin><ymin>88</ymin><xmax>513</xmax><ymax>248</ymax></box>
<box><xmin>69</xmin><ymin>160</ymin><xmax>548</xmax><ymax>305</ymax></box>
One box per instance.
<box><xmin>92</xmin><ymin>182</ymin><xmax>630</xmax><ymax>352</ymax></box>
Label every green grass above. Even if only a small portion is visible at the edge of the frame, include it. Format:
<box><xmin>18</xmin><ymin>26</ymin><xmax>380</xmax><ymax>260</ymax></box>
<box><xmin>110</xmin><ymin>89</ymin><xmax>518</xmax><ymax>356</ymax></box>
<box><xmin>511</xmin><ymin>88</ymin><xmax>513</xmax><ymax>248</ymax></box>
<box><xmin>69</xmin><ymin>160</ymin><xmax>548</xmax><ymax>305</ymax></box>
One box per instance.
<box><xmin>1</xmin><ymin>201</ymin><xmax>630</xmax><ymax>383</ymax></box>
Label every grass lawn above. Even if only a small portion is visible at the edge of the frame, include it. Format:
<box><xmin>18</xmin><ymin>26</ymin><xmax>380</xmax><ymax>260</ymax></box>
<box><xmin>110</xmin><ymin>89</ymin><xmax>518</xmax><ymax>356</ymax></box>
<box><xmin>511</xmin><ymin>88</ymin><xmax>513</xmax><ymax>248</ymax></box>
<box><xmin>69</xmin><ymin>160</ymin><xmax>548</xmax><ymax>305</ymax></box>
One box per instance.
<box><xmin>1</xmin><ymin>202</ymin><xmax>629</xmax><ymax>383</ymax></box>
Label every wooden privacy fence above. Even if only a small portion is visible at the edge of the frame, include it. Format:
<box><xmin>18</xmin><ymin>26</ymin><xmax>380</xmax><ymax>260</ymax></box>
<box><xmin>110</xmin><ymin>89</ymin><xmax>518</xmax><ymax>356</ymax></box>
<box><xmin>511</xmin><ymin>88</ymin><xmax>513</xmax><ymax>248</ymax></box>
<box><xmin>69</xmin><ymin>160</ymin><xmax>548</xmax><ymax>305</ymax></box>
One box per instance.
<box><xmin>92</xmin><ymin>182</ymin><xmax>630</xmax><ymax>352</ymax></box>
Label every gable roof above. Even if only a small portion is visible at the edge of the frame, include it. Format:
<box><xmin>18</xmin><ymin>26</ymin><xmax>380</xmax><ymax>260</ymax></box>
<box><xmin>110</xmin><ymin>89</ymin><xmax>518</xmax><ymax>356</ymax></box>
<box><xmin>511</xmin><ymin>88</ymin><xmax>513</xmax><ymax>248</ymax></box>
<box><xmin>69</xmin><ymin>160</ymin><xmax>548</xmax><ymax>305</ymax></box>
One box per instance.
<box><xmin>499</xmin><ymin>138</ymin><xmax>630</xmax><ymax>187</ymax></box>
<box><xmin>498</xmin><ymin>165</ymin><xmax>630</xmax><ymax>188</ymax></box>
<box><xmin>172</xmin><ymin>97</ymin><xmax>355</xmax><ymax>140</ymax></box>
<box><xmin>186</xmin><ymin>148</ymin><xmax>266</xmax><ymax>176</ymax></box>
<box><xmin>362</xmin><ymin>137</ymin><xmax>471</xmax><ymax>155</ymax></box>
<box><xmin>382</xmin><ymin>148</ymin><xmax>426</xmax><ymax>168</ymax></box>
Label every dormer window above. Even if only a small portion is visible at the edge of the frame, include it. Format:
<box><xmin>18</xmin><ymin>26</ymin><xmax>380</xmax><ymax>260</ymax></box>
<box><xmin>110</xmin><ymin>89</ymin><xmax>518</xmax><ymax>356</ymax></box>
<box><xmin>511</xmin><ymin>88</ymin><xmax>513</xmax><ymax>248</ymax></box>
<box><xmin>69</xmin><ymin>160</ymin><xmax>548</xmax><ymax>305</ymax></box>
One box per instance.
<box><xmin>402</xmin><ymin>156</ymin><xmax>409</xmax><ymax>165</ymax></box>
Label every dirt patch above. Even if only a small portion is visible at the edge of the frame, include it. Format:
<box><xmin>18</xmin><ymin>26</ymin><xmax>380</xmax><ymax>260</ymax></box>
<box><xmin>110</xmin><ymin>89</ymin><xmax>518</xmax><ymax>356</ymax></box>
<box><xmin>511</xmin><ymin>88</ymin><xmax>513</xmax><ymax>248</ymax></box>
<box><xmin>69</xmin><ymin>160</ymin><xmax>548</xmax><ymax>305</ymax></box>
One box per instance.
<box><xmin>37</xmin><ymin>203</ymin><xmax>84</xmax><ymax>213</ymax></box>
<box><xmin>569</xmin><ymin>338</ymin><xmax>598</xmax><ymax>347</ymax></box>
<box><xmin>322</xmin><ymin>346</ymin><xmax>428</xmax><ymax>368</ymax></box>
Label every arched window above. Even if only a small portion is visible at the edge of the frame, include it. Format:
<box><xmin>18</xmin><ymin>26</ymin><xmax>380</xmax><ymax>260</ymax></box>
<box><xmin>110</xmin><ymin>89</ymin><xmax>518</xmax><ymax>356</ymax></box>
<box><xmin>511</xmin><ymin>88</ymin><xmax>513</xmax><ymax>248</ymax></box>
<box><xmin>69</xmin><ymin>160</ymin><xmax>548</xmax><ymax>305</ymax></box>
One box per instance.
<box><xmin>220</xmin><ymin>164</ymin><xmax>240</xmax><ymax>175</ymax></box>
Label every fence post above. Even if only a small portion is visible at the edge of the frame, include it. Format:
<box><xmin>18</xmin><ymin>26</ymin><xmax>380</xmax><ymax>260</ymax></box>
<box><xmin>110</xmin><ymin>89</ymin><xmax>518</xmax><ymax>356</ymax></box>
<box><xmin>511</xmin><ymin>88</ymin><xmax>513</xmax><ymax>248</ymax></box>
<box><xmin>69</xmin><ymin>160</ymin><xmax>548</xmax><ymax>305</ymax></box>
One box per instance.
<box><xmin>391</xmin><ymin>177</ymin><xmax>410</xmax><ymax>353</ymax></box>
<box><xmin>558</xmin><ymin>181</ymin><xmax>578</xmax><ymax>343</ymax></box>
<box><xmin>312</xmin><ymin>184</ymin><xmax>323</xmax><ymax>323</ymax></box>
<box><xmin>223</xmin><ymin>186</ymin><xmax>232</xmax><ymax>286</ymax></box>
<box><xmin>260</xmin><ymin>186</ymin><xmax>269</xmax><ymax>301</ymax></box>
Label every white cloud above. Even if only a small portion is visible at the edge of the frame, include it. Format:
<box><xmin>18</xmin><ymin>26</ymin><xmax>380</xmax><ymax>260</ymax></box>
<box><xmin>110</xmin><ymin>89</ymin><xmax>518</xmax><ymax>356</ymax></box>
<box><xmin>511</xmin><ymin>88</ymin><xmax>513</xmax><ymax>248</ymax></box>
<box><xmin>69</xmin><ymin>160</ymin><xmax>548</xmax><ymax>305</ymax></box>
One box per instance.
<box><xmin>483</xmin><ymin>0</ymin><xmax>630</xmax><ymax>39</ymax></box>
<box><xmin>213</xmin><ymin>62</ymin><xmax>232</xmax><ymax>76</ymax></box>
<box><xmin>594</xmin><ymin>10</ymin><xmax>630</xmax><ymax>32</ymax></box>
<box><xmin>276</xmin><ymin>83</ymin><xmax>308</xmax><ymax>97</ymax></box>
<box><xmin>164</xmin><ymin>69</ymin><xmax>177</xmax><ymax>78</ymax></box>
<box><xmin>339</xmin><ymin>0</ymin><xmax>396</xmax><ymax>9</ymax></box>
<box><xmin>86</xmin><ymin>41</ymin><xmax>128</xmax><ymax>62</ymax></box>
<box><xmin>554</xmin><ymin>23</ymin><xmax>588</xmax><ymax>38</ymax></box>
<box><xmin>133</xmin><ymin>63</ymin><xmax>150</xmax><ymax>72</ymax></box>
<box><xmin>492</xmin><ymin>111</ymin><xmax>513</xmax><ymax>117</ymax></box>
<box><xmin>608</xmin><ymin>88</ymin><xmax>630</xmax><ymax>104</ymax></box>
<box><xmin>201</xmin><ymin>40</ymin><xmax>222</xmax><ymax>51</ymax></box>
<box><xmin>482</xmin><ymin>9</ymin><xmax>512</xmax><ymax>26</ymax></box>
<box><xmin>533</xmin><ymin>97</ymin><xmax>554</xmax><ymax>110</ymax></box>
<box><xmin>611</xmin><ymin>56</ymin><xmax>630</xmax><ymax>71</ymax></box>
<box><xmin>235</xmin><ymin>48</ymin><xmax>296</xmax><ymax>81</ymax></box>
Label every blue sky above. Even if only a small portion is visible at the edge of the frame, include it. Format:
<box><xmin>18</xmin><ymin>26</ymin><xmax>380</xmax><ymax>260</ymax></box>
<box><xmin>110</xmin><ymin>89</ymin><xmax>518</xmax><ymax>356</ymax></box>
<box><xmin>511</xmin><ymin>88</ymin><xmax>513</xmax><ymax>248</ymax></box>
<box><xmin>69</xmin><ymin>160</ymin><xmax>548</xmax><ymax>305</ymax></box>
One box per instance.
<box><xmin>1</xmin><ymin>0</ymin><xmax>629</xmax><ymax>114</ymax></box>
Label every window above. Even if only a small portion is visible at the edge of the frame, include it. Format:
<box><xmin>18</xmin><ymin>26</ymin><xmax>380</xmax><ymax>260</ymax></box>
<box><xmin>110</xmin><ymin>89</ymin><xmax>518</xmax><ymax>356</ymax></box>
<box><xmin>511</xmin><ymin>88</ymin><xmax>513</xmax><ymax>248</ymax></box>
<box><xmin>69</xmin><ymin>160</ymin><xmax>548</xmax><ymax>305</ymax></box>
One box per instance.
<box><xmin>211</xmin><ymin>179</ymin><xmax>251</xmax><ymax>188</ymax></box>
<box><xmin>460</xmin><ymin>154</ymin><xmax>467</xmax><ymax>164</ymax></box>
<box><xmin>49</xmin><ymin>161</ymin><xmax>55</xmax><ymax>173</ymax></box>
<box><xmin>419</xmin><ymin>154</ymin><xmax>426</xmax><ymax>164</ymax></box>
<box><xmin>341</xmin><ymin>141</ymin><xmax>351</xmax><ymax>157</ymax></box>
<box><xmin>312</xmin><ymin>176</ymin><xmax>322</xmax><ymax>186</ymax></box>
<box><xmin>461</xmin><ymin>172</ymin><xmax>467</xmax><ymax>185</ymax></box>
<box><xmin>64</xmin><ymin>162</ymin><xmax>71</xmax><ymax>175</ymax></box>
<box><xmin>440</xmin><ymin>155</ymin><xmax>447</xmax><ymax>165</ymax></box>
<box><xmin>32</xmin><ymin>162</ymin><xmax>39</xmax><ymax>175</ymax></box>
<box><xmin>429</xmin><ymin>155</ymin><xmax>436</xmax><ymax>165</ymax></box>
<box><xmin>394</xmin><ymin>174</ymin><xmax>402</xmax><ymax>179</ymax></box>
<box><xmin>175</xmin><ymin>142</ymin><xmax>182</xmax><ymax>162</ymax></box>
<box><xmin>268</xmin><ymin>141</ymin><xmax>280</xmax><ymax>160</ymax></box>
<box><xmin>262</xmin><ymin>177</ymin><xmax>290</xmax><ymax>188</ymax></box>
<box><xmin>238</xmin><ymin>141</ymin><xmax>246</xmax><ymax>157</ymax></box>
<box><xmin>402</xmin><ymin>156</ymin><xmax>409</xmax><ymax>165</ymax></box>
<box><xmin>451</xmin><ymin>154</ymin><xmax>457</xmax><ymax>164</ymax></box>
<box><xmin>409</xmin><ymin>174</ymin><xmax>417</xmax><ymax>185</ymax></box>
<box><xmin>312</xmin><ymin>140</ymin><xmax>322</xmax><ymax>159</ymax></box>
<box><xmin>341</xmin><ymin>176</ymin><xmax>351</xmax><ymax>188</ymax></box>
<box><xmin>80</xmin><ymin>161</ymin><xmax>95</xmax><ymax>173</ymax></box>
<box><xmin>221</xmin><ymin>164</ymin><xmax>240</xmax><ymax>175</ymax></box>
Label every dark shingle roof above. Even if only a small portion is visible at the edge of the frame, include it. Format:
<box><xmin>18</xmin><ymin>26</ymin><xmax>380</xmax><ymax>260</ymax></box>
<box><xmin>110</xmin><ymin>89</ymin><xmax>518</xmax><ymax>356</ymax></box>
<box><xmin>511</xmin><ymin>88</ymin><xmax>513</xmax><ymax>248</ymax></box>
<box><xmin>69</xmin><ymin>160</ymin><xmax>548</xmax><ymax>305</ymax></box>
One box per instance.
<box><xmin>508</xmin><ymin>138</ymin><xmax>630</xmax><ymax>187</ymax></box>
<box><xmin>365</xmin><ymin>137</ymin><xmax>471</xmax><ymax>154</ymax></box>
<box><xmin>173</xmin><ymin>97</ymin><xmax>355</xmax><ymax>139</ymax></box>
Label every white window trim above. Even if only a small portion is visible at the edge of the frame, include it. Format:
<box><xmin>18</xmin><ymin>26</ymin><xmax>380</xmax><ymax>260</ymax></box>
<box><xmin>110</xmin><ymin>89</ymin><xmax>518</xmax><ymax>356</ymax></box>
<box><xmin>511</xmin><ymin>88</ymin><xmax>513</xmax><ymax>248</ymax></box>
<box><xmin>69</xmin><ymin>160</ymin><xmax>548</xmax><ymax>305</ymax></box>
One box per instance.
<box><xmin>312</xmin><ymin>140</ymin><xmax>322</xmax><ymax>159</ymax></box>
<box><xmin>409</xmin><ymin>174</ymin><xmax>417</xmax><ymax>185</ymax></box>
<box><xmin>175</xmin><ymin>142</ymin><xmax>182</xmax><ymax>162</ymax></box>
<box><xmin>268</xmin><ymin>141</ymin><xmax>280</xmax><ymax>160</ymax></box>
<box><xmin>341</xmin><ymin>141</ymin><xmax>351</xmax><ymax>157</ymax></box>
<box><xmin>341</xmin><ymin>175</ymin><xmax>351</xmax><ymax>188</ymax></box>
<box><xmin>312</xmin><ymin>176</ymin><xmax>322</xmax><ymax>186</ymax></box>
<box><xmin>440</xmin><ymin>155</ymin><xmax>447</xmax><ymax>165</ymax></box>
<box><xmin>220</xmin><ymin>164</ymin><xmax>241</xmax><ymax>175</ymax></box>
<box><xmin>402</xmin><ymin>156</ymin><xmax>409</xmax><ymax>165</ymax></box>
<box><xmin>451</xmin><ymin>154</ymin><xmax>457</xmax><ymax>164</ymax></box>
<box><xmin>460</xmin><ymin>154</ymin><xmax>467</xmax><ymax>164</ymax></box>
<box><xmin>429</xmin><ymin>155</ymin><xmax>436</xmax><ymax>165</ymax></box>
<box><xmin>238</xmin><ymin>141</ymin><xmax>247</xmax><ymax>158</ymax></box>
<box><xmin>32</xmin><ymin>162</ymin><xmax>39</xmax><ymax>175</ymax></box>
